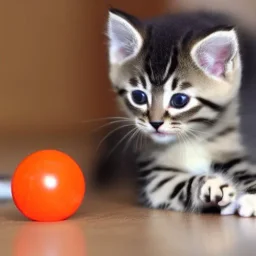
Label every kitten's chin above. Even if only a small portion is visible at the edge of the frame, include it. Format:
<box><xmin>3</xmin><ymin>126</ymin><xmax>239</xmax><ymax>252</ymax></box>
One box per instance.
<box><xmin>150</xmin><ymin>133</ymin><xmax>177</xmax><ymax>144</ymax></box>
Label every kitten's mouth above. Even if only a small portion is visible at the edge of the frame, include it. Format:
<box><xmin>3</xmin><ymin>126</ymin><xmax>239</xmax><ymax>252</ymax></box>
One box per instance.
<box><xmin>153</xmin><ymin>131</ymin><xmax>174</xmax><ymax>136</ymax></box>
<box><xmin>150</xmin><ymin>132</ymin><xmax>177</xmax><ymax>143</ymax></box>
<box><xmin>153</xmin><ymin>132</ymin><xmax>169</xmax><ymax>137</ymax></box>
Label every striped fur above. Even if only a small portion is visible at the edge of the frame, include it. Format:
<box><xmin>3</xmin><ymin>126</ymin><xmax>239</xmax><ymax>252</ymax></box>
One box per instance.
<box><xmin>106</xmin><ymin>9</ymin><xmax>256</xmax><ymax>217</ymax></box>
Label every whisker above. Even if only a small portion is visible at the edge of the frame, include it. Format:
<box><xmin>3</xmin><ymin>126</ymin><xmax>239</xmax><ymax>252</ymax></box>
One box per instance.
<box><xmin>95</xmin><ymin>124</ymin><xmax>134</xmax><ymax>153</ymax></box>
<box><xmin>177</xmin><ymin>132</ymin><xmax>188</xmax><ymax>159</ymax></box>
<box><xmin>81</xmin><ymin>116</ymin><xmax>131</xmax><ymax>124</ymax></box>
<box><xmin>106</xmin><ymin>128</ymin><xmax>137</xmax><ymax>159</ymax></box>
<box><xmin>179</xmin><ymin>132</ymin><xmax>187</xmax><ymax>150</ymax></box>
<box><xmin>188</xmin><ymin>127</ymin><xmax>210</xmax><ymax>136</ymax></box>
<box><xmin>132</xmin><ymin>129</ymin><xmax>142</xmax><ymax>153</ymax></box>
<box><xmin>123</xmin><ymin>128</ymin><xmax>140</xmax><ymax>154</ymax></box>
<box><xmin>139</xmin><ymin>130</ymin><xmax>146</xmax><ymax>151</ymax></box>
<box><xmin>186</xmin><ymin>129</ymin><xmax>205</xmax><ymax>142</ymax></box>
<box><xmin>181</xmin><ymin>131</ymin><xmax>192</xmax><ymax>152</ymax></box>
<box><xmin>185</xmin><ymin>130</ymin><xmax>196</xmax><ymax>143</ymax></box>
<box><xmin>137</xmin><ymin>122</ymin><xmax>147</xmax><ymax>128</ymax></box>
<box><xmin>135</xmin><ymin>131</ymin><xmax>141</xmax><ymax>152</ymax></box>
<box><xmin>138</xmin><ymin>130</ymin><xmax>145</xmax><ymax>148</ymax></box>
<box><xmin>183</xmin><ymin>130</ymin><xmax>202</xmax><ymax>156</ymax></box>
<box><xmin>140</xmin><ymin>130</ymin><xmax>148</xmax><ymax>150</ymax></box>
<box><xmin>93</xmin><ymin>119</ymin><xmax>132</xmax><ymax>133</ymax></box>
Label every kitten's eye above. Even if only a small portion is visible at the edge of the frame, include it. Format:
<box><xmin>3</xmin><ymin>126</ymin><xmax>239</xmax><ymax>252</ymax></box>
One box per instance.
<box><xmin>170</xmin><ymin>93</ymin><xmax>190</xmax><ymax>109</ymax></box>
<box><xmin>131</xmin><ymin>90</ymin><xmax>148</xmax><ymax>105</ymax></box>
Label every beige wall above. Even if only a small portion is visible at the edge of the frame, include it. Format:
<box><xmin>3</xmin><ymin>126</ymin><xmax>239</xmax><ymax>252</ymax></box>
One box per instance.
<box><xmin>0</xmin><ymin>0</ymin><xmax>169</xmax><ymax>134</ymax></box>
<box><xmin>0</xmin><ymin>1</ymin><xmax>112</xmax><ymax>133</ymax></box>
<box><xmin>0</xmin><ymin>0</ymin><xmax>168</xmax><ymax>175</ymax></box>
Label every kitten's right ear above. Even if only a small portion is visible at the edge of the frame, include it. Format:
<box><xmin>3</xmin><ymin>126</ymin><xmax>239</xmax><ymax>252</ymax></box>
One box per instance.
<box><xmin>107</xmin><ymin>9</ymin><xmax>144</xmax><ymax>65</ymax></box>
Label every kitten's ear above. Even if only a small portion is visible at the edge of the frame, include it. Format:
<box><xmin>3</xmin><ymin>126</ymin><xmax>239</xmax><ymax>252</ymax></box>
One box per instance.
<box><xmin>190</xmin><ymin>28</ymin><xmax>239</xmax><ymax>78</ymax></box>
<box><xmin>107</xmin><ymin>9</ymin><xmax>144</xmax><ymax>65</ymax></box>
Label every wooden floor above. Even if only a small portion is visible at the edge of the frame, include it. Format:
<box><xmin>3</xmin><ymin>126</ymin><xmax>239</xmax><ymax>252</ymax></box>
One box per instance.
<box><xmin>0</xmin><ymin>187</ymin><xmax>256</xmax><ymax>256</ymax></box>
<box><xmin>0</xmin><ymin>132</ymin><xmax>255</xmax><ymax>255</ymax></box>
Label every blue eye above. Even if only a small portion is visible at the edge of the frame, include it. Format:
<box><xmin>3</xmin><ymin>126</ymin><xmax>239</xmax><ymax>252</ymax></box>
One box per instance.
<box><xmin>131</xmin><ymin>90</ymin><xmax>148</xmax><ymax>105</ymax></box>
<box><xmin>170</xmin><ymin>93</ymin><xmax>190</xmax><ymax>109</ymax></box>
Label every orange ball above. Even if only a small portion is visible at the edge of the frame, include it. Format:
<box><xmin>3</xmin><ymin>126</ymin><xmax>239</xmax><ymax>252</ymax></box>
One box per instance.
<box><xmin>11</xmin><ymin>150</ymin><xmax>86</xmax><ymax>222</ymax></box>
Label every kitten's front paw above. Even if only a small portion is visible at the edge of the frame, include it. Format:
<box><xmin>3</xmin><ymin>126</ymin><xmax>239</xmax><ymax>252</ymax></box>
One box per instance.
<box><xmin>199</xmin><ymin>176</ymin><xmax>236</xmax><ymax>207</ymax></box>
<box><xmin>237</xmin><ymin>194</ymin><xmax>256</xmax><ymax>217</ymax></box>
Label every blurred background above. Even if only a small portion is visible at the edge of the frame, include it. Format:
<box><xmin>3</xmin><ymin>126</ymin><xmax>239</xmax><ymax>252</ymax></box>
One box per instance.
<box><xmin>0</xmin><ymin>0</ymin><xmax>256</xmax><ymax>190</ymax></box>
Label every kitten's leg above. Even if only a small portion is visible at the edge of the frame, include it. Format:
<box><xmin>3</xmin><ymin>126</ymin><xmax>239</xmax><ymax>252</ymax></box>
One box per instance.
<box><xmin>137</xmin><ymin>161</ymin><xmax>235</xmax><ymax>212</ymax></box>
<box><xmin>213</xmin><ymin>157</ymin><xmax>256</xmax><ymax>217</ymax></box>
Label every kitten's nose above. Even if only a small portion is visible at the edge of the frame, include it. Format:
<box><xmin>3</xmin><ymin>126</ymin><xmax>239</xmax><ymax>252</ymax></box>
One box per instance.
<box><xmin>150</xmin><ymin>121</ymin><xmax>164</xmax><ymax>131</ymax></box>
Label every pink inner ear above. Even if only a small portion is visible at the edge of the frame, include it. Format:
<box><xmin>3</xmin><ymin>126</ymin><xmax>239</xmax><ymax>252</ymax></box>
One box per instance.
<box><xmin>117</xmin><ymin>45</ymin><xmax>135</xmax><ymax>61</ymax></box>
<box><xmin>197</xmin><ymin>41</ymin><xmax>233</xmax><ymax>77</ymax></box>
<box><xmin>118</xmin><ymin>47</ymin><xmax>127</xmax><ymax>59</ymax></box>
<box><xmin>210</xmin><ymin>62</ymin><xmax>225</xmax><ymax>77</ymax></box>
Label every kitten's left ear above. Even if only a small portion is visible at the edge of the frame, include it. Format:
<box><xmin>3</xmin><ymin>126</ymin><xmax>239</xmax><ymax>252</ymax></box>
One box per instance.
<box><xmin>190</xmin><ymin>28</ymin><xmax>239</xmax><ymax>78</ymax></box>
<box><xmin>107</xmin><ymin>9</ymin><xmax>144</xmax><ymax>65</ymax></box>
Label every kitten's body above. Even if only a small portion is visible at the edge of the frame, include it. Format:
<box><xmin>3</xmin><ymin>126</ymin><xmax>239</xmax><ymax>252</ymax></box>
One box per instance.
<box><xmin>104</xmin><ymin>9</ymin><xmax>256</xmax><ymax>216</ymax></box>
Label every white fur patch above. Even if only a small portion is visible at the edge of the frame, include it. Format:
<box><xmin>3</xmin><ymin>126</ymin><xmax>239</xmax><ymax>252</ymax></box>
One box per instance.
<box><xmin>237</xmin><ymin>194</ymin><xmax>256</xmax><ymax>217</ymax></box>
<box><xmin>157</xmin><ymin>141</ymin><xmax>211</xmax><ymax>175</ymax></box>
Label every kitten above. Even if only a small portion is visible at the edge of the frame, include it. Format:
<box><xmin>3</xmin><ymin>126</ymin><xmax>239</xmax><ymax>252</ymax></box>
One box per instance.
<box><xmin>105</xmin><ymin>8</ymin><xmax>256</xmax><ymax>217</ymax></box>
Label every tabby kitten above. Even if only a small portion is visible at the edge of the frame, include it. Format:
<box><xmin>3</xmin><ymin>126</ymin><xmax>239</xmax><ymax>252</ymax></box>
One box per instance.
<box><xmin>106</xmin><ymin>8</ymin><xmax>256</xmax><ymax>217</ymax></box>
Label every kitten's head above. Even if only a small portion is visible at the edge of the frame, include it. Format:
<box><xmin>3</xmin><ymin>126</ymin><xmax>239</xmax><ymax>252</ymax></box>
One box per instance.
<box><xmin>106</xmin><ymin>9</ymin><xmax>242</xmax><ymax>144</ymax></box>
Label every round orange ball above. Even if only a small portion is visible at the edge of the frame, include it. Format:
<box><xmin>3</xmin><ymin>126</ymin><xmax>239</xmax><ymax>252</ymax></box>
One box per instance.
<box><xmin>11</xmin><ymin>150</ymin><xmax>86</xmax><ymax>222</ymax></box>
